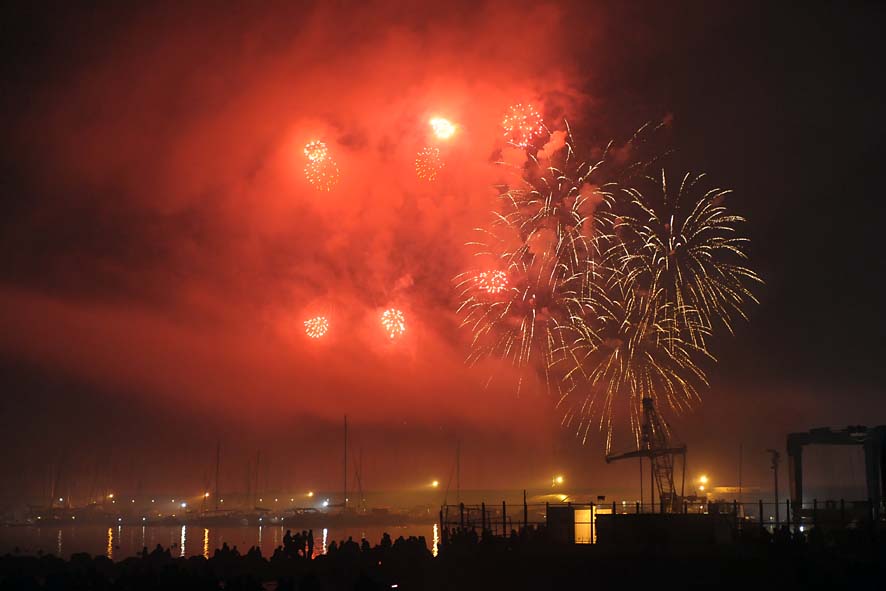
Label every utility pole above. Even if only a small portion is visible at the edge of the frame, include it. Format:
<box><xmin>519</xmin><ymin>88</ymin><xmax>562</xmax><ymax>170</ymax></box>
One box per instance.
<box><xmin>738</xmin><ymin>443</ymin><xmax>743</xmax><ymax>504</ymax></box>
<box><xmin>766</xmin><ymin>449</ymin><xmax>781</xmax><ymax>525</ymax></box>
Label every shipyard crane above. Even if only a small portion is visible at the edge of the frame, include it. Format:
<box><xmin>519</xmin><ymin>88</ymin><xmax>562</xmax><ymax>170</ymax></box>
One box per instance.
<box><xmin>605</xmin><ymin>397</ymin><xmax>687</xmax><ymax>513</ymax></box>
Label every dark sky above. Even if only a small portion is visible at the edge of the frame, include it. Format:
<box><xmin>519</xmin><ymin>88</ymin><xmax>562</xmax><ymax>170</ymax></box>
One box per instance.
<box><xmin>0</xmin><ymin>1</ymin><xmax>884</xmax><ymax>504</ymax></box>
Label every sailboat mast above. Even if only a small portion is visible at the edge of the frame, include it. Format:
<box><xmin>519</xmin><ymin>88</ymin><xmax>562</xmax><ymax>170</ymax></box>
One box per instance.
<box><xmin>214</xmin><ymin>442</ymin><xmax>220</xmax><ymax>512</ymax></box>
<box><xmin>456</xmin><ymin>439</ymin><xmax>461</xmax><ymax>504</ymax></box>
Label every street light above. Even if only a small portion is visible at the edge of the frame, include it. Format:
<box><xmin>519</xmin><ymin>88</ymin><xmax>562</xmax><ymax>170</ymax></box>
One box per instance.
<box><xmin>431</xmin><ymin>480</ymin><xmax>440</xmax><ymax>488</ymax></box>
<box><xmin>552</xmin><ymin>475</ymin><xmax>564</xmax><ymax>487</ymax></box>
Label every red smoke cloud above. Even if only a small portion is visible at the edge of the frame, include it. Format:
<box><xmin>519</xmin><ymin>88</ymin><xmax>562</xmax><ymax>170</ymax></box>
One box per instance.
<box><xmin>1</xmin><ymin>1</ymin><xmax>591</xmax><ymax>433</ymax></box>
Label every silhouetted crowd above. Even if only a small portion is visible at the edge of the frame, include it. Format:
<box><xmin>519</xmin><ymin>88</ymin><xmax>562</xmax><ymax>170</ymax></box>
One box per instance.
<box><xmin>1</xmin><ymin>524</ymin><xmax>884</xmax><ymax>590</ymax></box>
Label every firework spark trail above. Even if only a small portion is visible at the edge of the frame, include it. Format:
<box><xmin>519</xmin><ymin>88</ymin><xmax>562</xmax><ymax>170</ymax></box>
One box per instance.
<box><xmin>613</xmin><ymin>170</ymin><xmax>763</xmax><ymax>347</ymax></box>
<box><xmin>474</xmin><ymin>270</ymin><xmax>508</xmax><ymax>294</ymax></box>
<box><xmin>501</xmin><ymin>103</ymin><xmax>545</xmax><ymax>148</ymax></box>
<box><xmin>303</xmin><ymin>140</ymin><xmax>341</xmax><ymax>191</ymax></box>
<box><xmin>456</xmin><ymin>124</ymin><xmax>760</xmax><ymax>450</ymax></box>
<box><xmin>381</xmin><ymin>308</ymin><xmax>406</xmax><ymax>339</ymax></box>
<box><xmin>455</xmin><ymin>127</ymin><xmax>615</xmax><ymax>389</ymax></box>
<box><xmin>415</xmin><ymin>147</ymin><xmax>444</xmax><ymax>181</ymax></box>
<box><xmin>304</xmin><ymin>315</ymin><xmax>330</xmax><ymax>339</ymax></box>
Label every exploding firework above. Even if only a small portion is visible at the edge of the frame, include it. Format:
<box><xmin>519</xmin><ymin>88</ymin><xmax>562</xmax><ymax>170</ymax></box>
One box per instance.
<box><xmin>304</xmin><ymin>316</ymin><xmax>330</xmax><ymax>339</ymax></box>
<box><xmin>429</xmin><ymin>117</ymin><xmax>456</xmax><ymax>140</ymax></box>
<box><xmin>456</xmin><ymin>125</ymin><xmax>760</xmax><ymax>450</ymax></box>
<box><xmin>501</xmin><ymin>103</ymin><xmax>545</xmax><ymax>148</ymax></box>
<box><xmin>474</xmin><ymin>270</ymin><xmax>508</xmax><ymax>294</ymax></box>
<box><xmin>456</xmin><ymin>128</ymin><xmax>613</xmax><ymax>377</ymax></box>
<box><xmin>415</xmin><ymin>147</ymin><xmax>444</xmax><ymax>181</ymax></box>
<box><xmin>613</xmin><ymin>170</ymin><xmax>762</xmax><ymax>345</ymax></box>
<box><xmin>304</xmin><ymin>140</ymin><xmax>329</xmax><ymax>162</ymax></box>
<box><xmin>303</xmin><ymin>140</ymin><xmax>340</xmax><ymax>191</ymax></box>
<box><xmin>381</xmin><ymin>308</ymin><xmax>406</xmax><ymax>339</ymax></box>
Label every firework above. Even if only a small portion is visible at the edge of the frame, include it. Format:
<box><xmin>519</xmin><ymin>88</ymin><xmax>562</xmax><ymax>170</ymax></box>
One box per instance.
<box><xmin>474</xmin><ymin>270</ymin><xmax>508</xmax><ymax>294</ymax></box>
<box><xmin>415</xmin><ymin>147</ymin><xmax>444</xmax><ymax>181</ymax></box>
<box><xmin>304</xmin><ymin>140</ymin><xmax>329</xmax><ymax>162</ymax></box>
<box><xmin>303</xmin><ymin>140</ymin><xmax>340</xmax><ymax>191</ymax></box>
<box><xmin>304</xmin><ymin>315</ymin><xmax>330</xmax><ymax>339</ymax></box>
<box><xmin>501</xmin><ymin>103</ymin><xmax>545</xmax><ymax>148</ymax></box>
<box><xmin>612</xmin><ymin>170</ymin><xmax>762</xmax><ymax>345</ymax></box>
<box><xmin>429</xmin><ymin>117</ymin><xmax>456</xmax><ymax>140</ymax></box>
<box><xmin>455</xmin><ymin>128</ymin><xmax>614</xmax><ymax>378</ymax></box>
<box><xmin>381</xmin><ymin>308</ymin><xmax>406</xmax><ymax>339</ymax></box>
<box><xmin>455</xmin><ymin>125</ymin><xmax>760</xmax><ymax>450</ymax></box>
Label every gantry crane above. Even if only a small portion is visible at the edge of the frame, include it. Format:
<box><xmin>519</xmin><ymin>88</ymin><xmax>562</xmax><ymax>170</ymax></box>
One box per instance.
<box><xmin>605</xmin><ymin>397</ymin><xmax>687</xmax><ymax>513</ymax></box>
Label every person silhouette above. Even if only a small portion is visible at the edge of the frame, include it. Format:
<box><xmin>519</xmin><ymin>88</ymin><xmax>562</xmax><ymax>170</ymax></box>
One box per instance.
<box><xmin>307</xmin><ymin>529</ymin><xmax>314</xmax><ymax>559</ymax></box>
<box><xmin>283</xmin><ymin>529</ymin><xmax>293</xmax><ymax>556</ymax></box>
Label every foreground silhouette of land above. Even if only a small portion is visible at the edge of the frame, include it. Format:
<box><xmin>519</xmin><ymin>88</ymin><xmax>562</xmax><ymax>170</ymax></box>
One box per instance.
<box><xmin>1</xmin><ymin>525</ymin><xmax>884</xmax><ymax>590</ymax></box>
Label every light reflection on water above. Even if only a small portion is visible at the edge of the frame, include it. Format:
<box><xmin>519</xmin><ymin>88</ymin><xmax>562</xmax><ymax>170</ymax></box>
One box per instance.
<box><xmin>2</xmin><ymin>524</ymin><xmax>434</xmax><ymax>561</ymax></box>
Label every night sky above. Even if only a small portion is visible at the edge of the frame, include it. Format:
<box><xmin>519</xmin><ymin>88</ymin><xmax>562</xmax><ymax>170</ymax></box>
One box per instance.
<box><xmin>1</xmin><ymin>1</ymin><xmax>884</xmax><ymax>503</ymax></box>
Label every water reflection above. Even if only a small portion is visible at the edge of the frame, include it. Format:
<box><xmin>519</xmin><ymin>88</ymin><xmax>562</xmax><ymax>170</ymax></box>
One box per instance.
<box><xmin>432</xmin><ymin>523</ymin><xmax>439</xmax><ymax>557</ymax></box>
<box><xmin>0</xmin><ymin>523</ymin><xmax>435</xmax><ymax>561</ymax></box>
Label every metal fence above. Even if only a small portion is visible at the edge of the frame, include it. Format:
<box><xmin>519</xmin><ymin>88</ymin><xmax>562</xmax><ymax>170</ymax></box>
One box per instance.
<box><xmin>440</xmin><ymin>498</ymin><xmax>884</xmax><ymax>541</ymax></box>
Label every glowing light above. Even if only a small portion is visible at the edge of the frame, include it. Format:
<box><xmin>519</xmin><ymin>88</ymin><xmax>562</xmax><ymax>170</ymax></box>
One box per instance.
<box><xmin>203</xmin><ymin>528</ymin><xmax>209</xmax><ymax>559</ymax></box>
<box><xmin>181</xmin><ymin>502</ymin><xmax>187</xmax><ymax>508</ymax></box>
<box><xmin>204</xmin><ymin>492</ymin><xmax>210</xmax><ymax>498</ymax></box>
<box><xmin>307</xmin><ymin>491</ymin><xmax>314</xmax><ymax>497</ymax></box>
<box><xmin>699</xmin><ymin>475</ymin><xmax>709</xmax><ymax>485</ymax></box>
<box><xmin>475</xmin><ymin>270</ymin><xmax>508</xmax><ymax>294</ymax></box>
<box><xmin>415</xmin><ymin>146</ymin><xmax>444</xmax><ymax>181</ymax></box>
<box><xmin>304</xmin><ymin>140</ymin><xmax>329</xmax><ymax>162</ymax></box>
<box><xmin>429</xmin><ymin>117</ymin><xmax>456</xmax><ymax>140</ymax></box>
<box><xmin>501</xmin><ymin>103</ymin><xmax>545</xmax><ymax>148</ymax></box>
<box><xmin>381</xmin><ymin>308</ymin><xmax>406</xmax><ymax>339</ymax></box>
<box><xmin>432</xmin><ymin>523</ymin><xmax>439</xmax><ymax>558</ymax></box>
<box><xmin>699</xmin><ymin>485</ymin><xmax>705</xmax><ymax>492</ymax></box>
<box><xmin>553</xmin><ymin>475</ymin><xmax>564</xmax><ymax>486</ymax></box>
<box><xmin>108</xmin><ymin>493</ymin><xmax>114</xmax><ymax>499</ymax></box>
<box><xmin>304</xmin><ymin>158</ymin><xmax>340</xmax><ymax>191</ymax></box>
<box><xmin>303</xmin><ymin>140</ymin><xmax>340</xmax><ymax>191</ymax></box>
<box><xmin>431</xmin><ymin>480</ymin><xmax>440</xmax><ymax>488</ymax></box>
<box><xmin>322</xmin><ymin>499</ymin><xmax>329</xmax><ymax>508</ymax></box>
<box><xmin>304</xmin><ymin>315</ymin><xmax>330</xmax><ymax>339</ymax></box>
